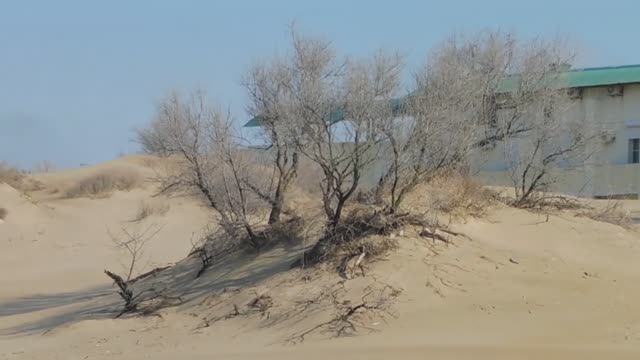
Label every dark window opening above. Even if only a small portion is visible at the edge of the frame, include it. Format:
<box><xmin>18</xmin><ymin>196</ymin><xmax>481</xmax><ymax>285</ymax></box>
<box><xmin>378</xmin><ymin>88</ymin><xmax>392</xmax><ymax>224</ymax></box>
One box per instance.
<box><xmin>629</xmin><ymin>138</ymin><xmax>640</xmax><ymax>164</ymax></box>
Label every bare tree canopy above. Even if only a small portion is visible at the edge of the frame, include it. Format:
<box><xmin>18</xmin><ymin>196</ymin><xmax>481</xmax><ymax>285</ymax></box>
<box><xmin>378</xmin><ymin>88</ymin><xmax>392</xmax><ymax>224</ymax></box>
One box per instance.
<box><xmin>137</xmin><ymin>90</ymin><xmax>265</xmax><ymax>248</ymax></box>
<box><xmin>373</xmin><ymin>31</ymin><xmax>586</xmax><ymax>210</ymax></box>
<box><xmin>284</xmin><ymin>31</ymin><xmax>403</xmax><ymax>229</ymax></box>
<box><xmin>243</xmin><ymin>57</ymin><xmax>299</xmax><ymax>224</ymax></box>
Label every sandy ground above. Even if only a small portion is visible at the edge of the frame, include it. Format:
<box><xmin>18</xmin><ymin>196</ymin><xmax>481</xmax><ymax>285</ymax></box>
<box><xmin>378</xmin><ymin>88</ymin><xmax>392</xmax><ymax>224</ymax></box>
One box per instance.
<box><xmin>1</xmin><ymin>157</ymin><xmax>640</xmax><ymax>359</ymax></box>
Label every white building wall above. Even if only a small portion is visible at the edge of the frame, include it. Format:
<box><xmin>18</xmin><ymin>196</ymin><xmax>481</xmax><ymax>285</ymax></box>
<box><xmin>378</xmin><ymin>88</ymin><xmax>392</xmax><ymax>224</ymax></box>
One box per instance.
<box><xmin>475</xmin><ymin>84</ymin><xmax>640</xmax><ymax>198</ymax></box>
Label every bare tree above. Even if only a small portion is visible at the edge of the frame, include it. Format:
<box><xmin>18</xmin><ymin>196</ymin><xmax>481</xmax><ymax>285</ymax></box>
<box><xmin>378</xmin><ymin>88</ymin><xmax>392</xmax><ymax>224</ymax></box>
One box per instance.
<box><xmin>137</xmin><ymin>91</ymin><xmax>265</xmax><ymax>248</ymax></box>
<box><xmin>503</xmin><ymin>98</ymin><xmax>595</xmax><ymax>207</ymax></box>
<box><xmin>243</xmin><ymin>59</ymin><xmax>299</xmax><ymax>225</ymax></box>
<box><xmin>284</xmin><ymin>31</ymin><xmax>351</xmax><ymax>230</ymax></box>
<box><xmin>487</xmin><ymin>37</ymin><xmax>595</xmax><ymax>206</ymax></box>
<box><xmin>286</xmin><ymin>32</ymin><xmax>401</xmax><ymax>229</ymax></box>
<box><xmin>372</xmin><ymin>31</ymin><xmax>585</xmax><ymax>211</ymax></box>
<box><xmin>373</xmin><ymin>32</ymin><xmax>505</xmax><ymax>211</ymax></box>
<box><xmin>277</xmin><ymin>32</ymin><xmax>404</xmax><ymax>265</ymax></box>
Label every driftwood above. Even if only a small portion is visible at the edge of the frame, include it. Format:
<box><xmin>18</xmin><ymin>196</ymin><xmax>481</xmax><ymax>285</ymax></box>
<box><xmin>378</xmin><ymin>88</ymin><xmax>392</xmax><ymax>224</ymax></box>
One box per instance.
<box><xmin>128</xmin><ymin>265</ymin><xmax>170</xmax><ymax>284</ymax></box>
<box><xmin>419</xmin><ymin>228</ymin><xmax>449</xmax><ymax>243</ymax></box>
<box><xmin>104</xmin><ymin>270</ymin><xmax>135</xmax><ymax>317</ymax></box>
<box><xmin>105</xmin><ymin>269</ymin><xmax>183</xmax><ymax>318</ymax></box>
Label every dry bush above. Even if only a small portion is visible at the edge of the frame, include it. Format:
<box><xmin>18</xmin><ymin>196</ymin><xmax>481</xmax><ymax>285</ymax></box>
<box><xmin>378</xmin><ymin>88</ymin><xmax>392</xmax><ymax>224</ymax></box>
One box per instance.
<box><xmin>255</xmin><ymin>216</ymin><xmax>306</xmax><ymax>249</ymax></box>
<box><xmin>0</xmin><ymin>207</ymin><xmax>7</xmax><ymax>220</ymax></box>
<box><xmin>296</xmin><ymin>206</ymin><xmax>426</xmax><ymax>268</ymax></box>
<box><xmin>509</xmin><ymin>194</ymin><xmax>582</xmax><ymax>212</ymax></box>
<box><xmin>131</xmin><ymin>200</ymin><xmax>170</xmax><ymax>222</ymax></box>
<box><xmin>428</xmin><ymin>174</ymin><xmax>496</xmax><ymax>218</ymax></box>
<box><xmin>65</xmin><ymin>168</ymin><xmax>142</xmax><ymax>198</ymax></box>
<box><xmin>577</xmin><ymin>201</ymin><xmax>632</xmax><ymax>229</ymax></box>
<box><xmin>104</xmin><ymin>223</ymin><xmax>182</xmax><ymax>317</ymax></box>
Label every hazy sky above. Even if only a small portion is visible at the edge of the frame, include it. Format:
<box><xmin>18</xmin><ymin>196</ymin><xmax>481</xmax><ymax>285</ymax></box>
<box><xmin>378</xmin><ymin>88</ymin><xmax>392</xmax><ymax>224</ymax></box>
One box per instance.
<box><xmin>2</xmin><ymin>0</ymin><xmax>640</xmax><ymax>168</ymax></box>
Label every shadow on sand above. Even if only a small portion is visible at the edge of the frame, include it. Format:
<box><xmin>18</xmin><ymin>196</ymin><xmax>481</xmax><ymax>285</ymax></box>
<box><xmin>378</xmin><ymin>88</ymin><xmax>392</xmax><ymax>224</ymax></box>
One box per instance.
<box><xmin>0</xmin><ymin>246</ymin><xmax>302</xmax><ymax>336</ymax></box>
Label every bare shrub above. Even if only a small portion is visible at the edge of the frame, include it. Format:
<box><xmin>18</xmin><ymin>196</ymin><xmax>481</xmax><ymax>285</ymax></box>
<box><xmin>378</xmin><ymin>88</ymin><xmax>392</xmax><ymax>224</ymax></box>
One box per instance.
<box><xmin>295</xmin><ymin>206</ymin><xmax>425</xmax><ymax>267</ymax></box>
<box><xmin>65</xmin><ymin>168</ymin><xmax>141</xmax><ymax>198</ymax></box>
<box><xmin>0</xmin><ymin>207</ymin><xmax>7</xmax><ymax>220</ymax></box>
<box><xmin>577</xmin><ymin>201</ymin><xmax>632</xmax><ymax>229</ymax></box>
<box><xmin>108</xmin><ymin>223</ymin><xmax>162</xmax><ymax>281</ymax></box>
<box><xmin>507</xmin><ymin>194</ymin><xmax>582</xmax><ymax>212</ymax></box>
<box><xmin>137</xmin><ymin>90</ymin><xmax>267</xmax><ymax>249</ymax></box>
<box><xmin>104</xmin><ymin>223</ymin><xmax>181</xmax><ymax>317</ymax></box>
<box><xmin>131</xmin><ymin>200</ymin><xmax>170</xmax><ymax>222</ymax></box>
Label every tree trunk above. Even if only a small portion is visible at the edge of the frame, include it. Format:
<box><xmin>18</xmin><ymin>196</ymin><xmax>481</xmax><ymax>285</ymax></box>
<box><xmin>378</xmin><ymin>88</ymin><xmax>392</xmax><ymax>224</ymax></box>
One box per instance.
<box><xmin>268</xmin><ymin>187</ymin><xmax>284</xmax><ymax>225</ymax></box>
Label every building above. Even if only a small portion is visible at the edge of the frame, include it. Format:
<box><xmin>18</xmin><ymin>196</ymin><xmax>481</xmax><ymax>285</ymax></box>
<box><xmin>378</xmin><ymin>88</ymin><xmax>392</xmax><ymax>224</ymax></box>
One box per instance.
<box><xmin>477</xmin><ymin>64</ymin><xmax>640</xmax><ymax>199</ymax></box>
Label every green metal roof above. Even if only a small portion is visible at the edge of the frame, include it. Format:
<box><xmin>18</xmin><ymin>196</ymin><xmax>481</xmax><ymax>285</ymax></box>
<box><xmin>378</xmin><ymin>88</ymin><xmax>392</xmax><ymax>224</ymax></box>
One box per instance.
<box><xmin>244</xmin><ymin>108</ymin><xmax>345</xmax><ymax>128</ymax></box>
<box><xmin>244</xmin><ymin>97</ymin><xmax>406</xmax><ymax>128</ymax></box>
<box><xmin>498</xmin><ymin>64</ymin><xmax>640</xmax><ymax>93</ymax></box>
<box><xmin>564</xmin><ymin>64</ymin><xmax>640</xmax><ymax>88</ymax></box>
<box><xmin>245</xmin><ymin>64</ymin><xmax>640</xmax><ymax>127</ymax></box>
<box><xmin>244</xmin><ymin>116</ymin><xmax>263</xmax><ymax>127</ymax></box>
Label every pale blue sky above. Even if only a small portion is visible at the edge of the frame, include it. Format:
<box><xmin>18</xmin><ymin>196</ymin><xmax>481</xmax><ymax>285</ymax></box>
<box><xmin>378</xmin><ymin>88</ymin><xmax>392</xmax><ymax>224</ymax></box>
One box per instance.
<box><xmin>2</xmin><ymin>0</ymin><xmax>640</xmax><ymax>168</ymax></box>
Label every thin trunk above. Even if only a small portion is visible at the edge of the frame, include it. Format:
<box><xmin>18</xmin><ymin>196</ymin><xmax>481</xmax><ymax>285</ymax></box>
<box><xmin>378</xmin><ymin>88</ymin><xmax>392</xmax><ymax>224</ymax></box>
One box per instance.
<box><xmin>268</xmin><ymin>186</ymin><xmax>284</xmax><ymax>225</ymax></box>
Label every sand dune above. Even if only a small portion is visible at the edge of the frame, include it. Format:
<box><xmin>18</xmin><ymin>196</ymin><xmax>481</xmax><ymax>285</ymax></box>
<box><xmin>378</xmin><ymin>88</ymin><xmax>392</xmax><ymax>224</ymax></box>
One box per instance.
<box><xmin>1</xmin><ymin>157</ymin><xmax>639</xmax><ymax>359</ymax></box>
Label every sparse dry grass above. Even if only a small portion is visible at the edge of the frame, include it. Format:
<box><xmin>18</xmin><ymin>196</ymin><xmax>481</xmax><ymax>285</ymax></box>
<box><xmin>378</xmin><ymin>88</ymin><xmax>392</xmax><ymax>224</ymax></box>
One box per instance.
<box><xmin>577</xmin><ymin>201</ymin><xmax>632</xmax><ymax>229</ymax></box>
<box><xmin>0</xmin><ymin>207</ymin><xmax>7</xmax><ymax>220</ymax></box>
<box><xmin>65</xmin><ymin>168</ymin><xmax>142</xmax><ymax>198</ymax></box>
<box><xmin>430</xmin><ymin>175</ymin><xmax>496</xmax><ymax>218</ymax></box>
<box><xmin>405</xmin><ymin>173</ymin><xmax>496</xmax><ymax>220</ymax></box>
<box><xmin>0</xmin><ymin>163</ymin><xmax>24</xmax><ymax>189</ymax></box>
<box><xmin>0</xmin><ymin>162</ymin><xmax>44</xmax><ymax>192</ymax></box>
<box><xmin>131</xmin><ymin>200</ymin><xmax>170</xmax><ymax>222</ymax></box>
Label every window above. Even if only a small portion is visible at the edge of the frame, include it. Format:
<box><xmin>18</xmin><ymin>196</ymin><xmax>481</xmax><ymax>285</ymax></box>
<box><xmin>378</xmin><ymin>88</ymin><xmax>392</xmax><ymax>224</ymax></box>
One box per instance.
<box><xmin>629</xmin><ymin>138</ymin><xmax>640</xmax><ymax>164</ymax></box>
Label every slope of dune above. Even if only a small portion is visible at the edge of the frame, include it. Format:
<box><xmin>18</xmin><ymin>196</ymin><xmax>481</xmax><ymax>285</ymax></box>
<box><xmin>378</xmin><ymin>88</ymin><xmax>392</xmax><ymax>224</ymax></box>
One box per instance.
<box><xmin>0</xmin><ymin>156</ymin><xmax>211</xmax><ymax>298</ymax></box>
<box><xmin>1</xmin><ymin>157</ymin><xmax>639</xmax><ymax>360</ymax></box>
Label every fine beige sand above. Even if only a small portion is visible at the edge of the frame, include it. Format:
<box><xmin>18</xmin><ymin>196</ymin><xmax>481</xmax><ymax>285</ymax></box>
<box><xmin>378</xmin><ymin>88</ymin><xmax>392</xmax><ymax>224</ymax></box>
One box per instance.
<box><xmin>1</xmin><ymin>156</ymin><xmax>639</xmax><ymax>359</ymax></box>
